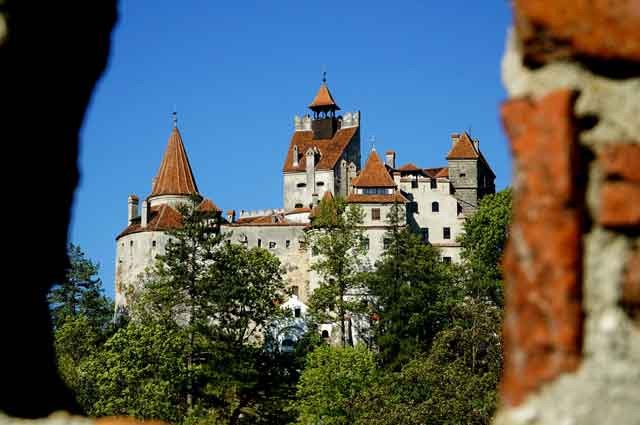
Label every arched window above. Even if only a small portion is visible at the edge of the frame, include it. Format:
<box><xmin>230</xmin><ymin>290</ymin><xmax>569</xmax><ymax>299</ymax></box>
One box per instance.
<box><xmin>321</xmin><ymin>330</ymin><xmax>329</xmax><ymax>339</ymax></box>
<box><xmin>294</xmin><ymin>203</ymin><xmax>303</xmax><ymax>208</ymax></box>
<box><xmin>432</xmin><ymin>201</ymin><xmax>439</xmax><ymax>213</ymax></box>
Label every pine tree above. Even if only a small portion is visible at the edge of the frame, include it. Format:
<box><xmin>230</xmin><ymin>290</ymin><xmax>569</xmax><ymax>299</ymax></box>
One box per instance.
<box><xmin>305</xmin><ymin>195</ymin><xmax>367</xmax><ymax>347</ymax></box>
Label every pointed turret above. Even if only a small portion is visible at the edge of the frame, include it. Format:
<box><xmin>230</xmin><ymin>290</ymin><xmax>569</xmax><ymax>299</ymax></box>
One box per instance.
<box><xmin>150</xmin><ymin>122</ymin><xmax>199</xmax><ymax>200</ymax></box>
<box><xmin>351</xmin><ymin>148</ymin><xmax>396</xmax><ymax>188</ymax></box>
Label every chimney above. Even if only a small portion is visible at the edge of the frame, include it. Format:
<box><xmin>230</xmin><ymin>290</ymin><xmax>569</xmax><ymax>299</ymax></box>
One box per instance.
<box><xmin>141</xmin><ymin>200</ymin><xmax>149</xmax><ymax>228</ymax></box>
<box><xmin>385</xmin><ymin>151</ymin><xmax>396</xmax><ymax>169</ymax></box>
<box><xmin>451</xmin><ymin>133</ymin><xmax>460</xmax><ymax>147</ymax></box>
<box><xmin>128</xmin><ymin>194</ymin><xmax>139</xmax><ymax>225</ymax></box>
<box><xmin>226</xmin><ymin>209</ymin><xmax>236</xmax><ymax>223</ymax></box>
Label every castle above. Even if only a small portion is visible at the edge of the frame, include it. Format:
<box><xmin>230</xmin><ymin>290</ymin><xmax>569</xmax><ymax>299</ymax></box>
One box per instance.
<box><xmin>114</xmin><ymin>78</ymin><xmax>495</xmax><ymax>343</ymax></box>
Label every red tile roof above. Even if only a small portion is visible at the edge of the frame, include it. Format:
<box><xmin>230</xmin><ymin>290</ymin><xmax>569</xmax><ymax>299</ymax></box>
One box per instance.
<box><xmin>285</xmin><ymin>207</ymin><xmax>312</xmax><ymax>215</ymax></box>
<box><xmin>309</xmin><ymin>83</ymin><xmax>340</xmax><ymax>110</ymax></box>
<box><xmin>446</xmin><ymin>132</ymin><xmax>480</xmax><ymax>159</ymax></box>
<box><xmin>346</xmin><ymin>192</ymin><xmax>408</xmax><ymax>204</ymax></box>
<box><xmin>197</xmin><ymin>198</ymin><xmax>221</xmax><ymax>213</ymax></box>
<box><xmin>282</xmin><ymin>126</ymin><xmax>359</xmax><ymax>172</ymax></box>
<box><xmin>116</xmin><ymin>204</ymin><xmax>184</xmax><ymax>239</ymax></box>
<box><xmin>233</xmin><ymin>214</ymin><xmax>305</xmax><ymax>227</ymax></box>
<box><xmin>424</xmin><ymin>167</ymin><xmax>449</xmax><ymax>178</ymax></box>
<box><xmin>151</xmin><ymin>127</ymin><xmax>199</xmax><ymax>196</ymax></box>
<box><xmin>397</xmin><ymin>163</ymin><xmax>421</xmax><ymax>171</ymax></box>
<box><xmin>351</xmin><ymin>149</ymin><xmax>396</xmax><ymax>188</ymax></box>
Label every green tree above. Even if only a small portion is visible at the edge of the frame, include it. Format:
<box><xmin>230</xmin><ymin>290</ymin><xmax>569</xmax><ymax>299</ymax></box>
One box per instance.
<box><xmin>128</xmin><ymin>197</ymin><xmax>287</xmax><ymax>424</ymax></box>
<box><xmin>294</xmin><ymin>345</ymin><xmax>378</xmax><ymax>425</ymax></box>
<box><xmin>458</xmin><ymin>189</ymin><xmax>512</xmax><ymax>305</ymax></box>
<box><xmin>305</xmin><ymin>195</ymin><xmax>367</xmax><ymax>347</ymax></box>
<box><xmin>77</xmin><ymin>322</ymin><xmax>190</xmax><ymax>422</ymax></box>
<box><xmin>368</xmin><ymin>203</ymin><xmax>458</xmax><ymax>369</ymax></box>
<box><xmin>49</xmin><ymin>243</ymin><xmax>112</xmax><ymax>329</ymax></box>
<box><xmin>355</xmin><ymin>298</ymin><xmax>502</xmax><ymax>425</ymax></box>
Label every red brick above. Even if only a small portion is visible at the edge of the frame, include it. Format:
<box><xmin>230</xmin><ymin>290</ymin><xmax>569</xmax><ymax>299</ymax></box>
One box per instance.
<box><xmin>500</xmin><ymin>89</ymin><xmax>583</xmax><ymax>407</ymax></box>
<box><xmin>600</xmin><ymin>144</ymin><xmax>640</xmax><ymax>183</ymax></box>
<box><xmin>514</xmin><ymin>0</ymin><xmax>640</xmax><ymax>64</ymax></box>
<box><xmin>622</xmin><ymin>248</ymin><xmax>640</xmax><ymax>326</ymax></box>
<box><xmin>599</xmin><ymin>181</ymin><xmax>640</xmax><ymax>228</ymax></box>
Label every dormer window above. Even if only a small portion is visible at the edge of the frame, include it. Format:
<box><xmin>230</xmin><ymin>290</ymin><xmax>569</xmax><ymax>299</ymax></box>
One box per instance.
<box><xmin>293</xmin><ymin>145</ymin><xmax>299</xmax><ymax>166</ymax></box>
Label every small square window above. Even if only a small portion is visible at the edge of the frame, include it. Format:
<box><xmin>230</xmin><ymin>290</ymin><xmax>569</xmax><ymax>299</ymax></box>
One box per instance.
<box><xmin>363</xmin><ymin>238</ymin><xmax>370</xmax><ymax>250</ymax></box>
<box><xmin>460</xmin><ymin>173</ymin><xmax>466</xmax><ymax>178</ymax></box>
<box><xmin>443</xmin><ymin>256</ymin><xmax>452</xmax><ymax>263</ymax></box>
<box><xmin>257</xmin><ymin>239</ymin><xmax>262</xmax><ymax>248</ymax></box>
<box><xmin>290</xmin><ymin>285</ymin><xmax>299</xmax><ymax>297</ymax></box>
<box><xmin>432</xmin><ymin>202</ymin><xmax>440</xmax><ymax>213</ymax></box>
<box><xmin>430</xmin><ymin>178</ymin><xmax>437</xmax><ymax>189</ymax></box>
<box><xmin>294</xmin><ymin>308</ymin><xmax>301</xmax><ymax>318</ymax></box>
<box><xmin>383</xmin><ymin>238</ymin><xmax>391</xmax><ymax>249</ymax></box>
<box><xmin>372</xmin><ymin>208</ymin><xmax>381</xmax><ymax>221</ymax></box>
<box><xmin>411</xmin><ymin>180</ymin><xmax>418</xmax><ymax>189</ymax></box>
<box><xmin>443</xmin><ymin>227</ymin><xmax>451</xmax><ymax>239</ymax></box>
<box><xmin>269</xmin><ymin>241</ymin><xmax>277</xmax><ymax>249</ymax></box>
<box><xmin>152</xmin><ymin>240</ymin><xmax>156</xmax><ymax>248</ymax></box>
<box><xmin>286</xmin><ymin>240</ymin><xmax>291</xmax><ymax>248</ymax></box>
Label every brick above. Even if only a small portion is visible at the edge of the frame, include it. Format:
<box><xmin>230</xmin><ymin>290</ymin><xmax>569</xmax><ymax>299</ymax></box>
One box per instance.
<box><xmin>600</xmin><ymin>144</ymin><xmax>640</xmax><ymax>183</ymax></box>
<box><xmin>514</xmin><ymin>0</ymin><xmax>640</xmax><ymax>65</ymax></box>
<box><xmin>500</xmin><ymin>89</ymin><xmax>583</xmax><ymax>407</ymax></box>
<box><xmin>599</xmin><ymin>181</ymin><xmax>640</xmax><ymax>228</ymax></box>
<box><xmin>622</xmin><ymin>248</ymin><xmax>640</xmax><ymax>325</ymax></box>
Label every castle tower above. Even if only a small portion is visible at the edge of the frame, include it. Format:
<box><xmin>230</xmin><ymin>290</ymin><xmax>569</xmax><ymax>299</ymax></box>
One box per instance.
<box><xmin>283</xmin><ymin>76</ymin><xmax>361</xmax><ymax>210</ymax></box>
<box><xmin>148</xmin><ymin>113</ymin><xmax>200</xmax><ymax>209</ymax></box>
<box><xmin>446</xmin><ymin>132</ymin><xmax>496</xmax><ymax>214</ymax></box>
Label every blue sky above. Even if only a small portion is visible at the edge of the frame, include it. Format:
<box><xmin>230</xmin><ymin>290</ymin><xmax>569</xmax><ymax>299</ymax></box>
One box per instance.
<box><xmin>71</xmin><ymin>1</ymin><xmax>513</xmax><ymax>299</ymax></box>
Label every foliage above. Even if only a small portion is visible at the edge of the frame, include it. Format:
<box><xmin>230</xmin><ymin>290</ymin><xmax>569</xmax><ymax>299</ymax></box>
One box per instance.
<box><xmin>368</xmin><ymin>203</ymin><xmax>458</xmax><ymax>369</ymax></box>
<box><xmin>355</xmin><ymin>298</ymin><xmax>502</xmax><ymax>425</ymax></box>
<box><xmin>458</xmin><ymin>189</ymin><xmax>512</xmax><ymax>305</ymax></box>
<box><xmin>49</xmin><ymin>243</ymin><xmax>112</xmax><ymax>329</ymax></box>
<box><xmin>127</xmin><ymin>197</ymin><xmax>288</xmax><ymax>424</ymax></box>
<box><xmin>77</xmin><ymin>322</ymin><xmax>190</xmax><ymax>422</ymax></box>
<box><xmin>294</xmin><ymin>345</ymin><xmax>378</xmax><ymax>425</ymax></box>
<box><xmin>305</xmin><ymin>195</ymin><xmax>367</xmax><ymax>347</ymax></box>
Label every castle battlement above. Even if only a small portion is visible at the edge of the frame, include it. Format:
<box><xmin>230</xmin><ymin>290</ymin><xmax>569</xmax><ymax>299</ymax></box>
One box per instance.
<box><xmin>238</xmin><ymin>208</ymin><xmax>286</xmax><ymax>219</ymax></box>
<box><xmin>293</xmin><ymin>110</ymin><xmax>359</xmax><ymax>132</ymax></box>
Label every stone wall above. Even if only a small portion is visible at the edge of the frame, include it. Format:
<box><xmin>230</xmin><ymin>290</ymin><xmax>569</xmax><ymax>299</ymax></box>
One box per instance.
<box><xmin>494</xmin><ymin>1</ymin><xmax>640</xmax><ymax>424</ymax></box>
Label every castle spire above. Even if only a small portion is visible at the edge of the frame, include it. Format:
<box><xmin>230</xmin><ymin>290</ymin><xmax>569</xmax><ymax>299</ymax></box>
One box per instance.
<box><xmin>308</xmin><ymin>73</ymin><xmax>340</xmax><ymax>117</ymax></box>
<box><xmin>150</xmin><ymin>119</ymin><xmax>199</xmax><ymax>197</ymax></box>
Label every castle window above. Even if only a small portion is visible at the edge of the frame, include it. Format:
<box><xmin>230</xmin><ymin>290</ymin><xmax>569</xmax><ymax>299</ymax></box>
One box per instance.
<box><xmin>363</xmin><ymin>238</ymin><xmax>370</xmax><ymax>251</ymax></box>
<box><xmin>294</xmin><ymin>307</ymin><xmax>301</xmax><ymax>318</ymax></box>
<box><xmin>411</xmin><ymin>179</ymin><xmax>418</xmax><ymax>189</ymax></box>
<box><xmin>321</xmin><ymin>330</ymin><xmax>330</xmax><ymax>339</ymax></box>
<box><xmin>294</xmin><ymin>203</ymin><xmax>303</xmax><ymax>208</ymax></box>
<box><xmin>432</xmin><ymin>202</ymin><xmax>440</xmax><ymax>213</ymax></box>
<box><xmin>443</xmin><ymin>227</ymin><xmax>451</xmax><ymax>239</ymax></box>
<box><xmin>130</xmin><ymin>241</ymin><xmax>134</xmax><ymax>247</ymax></box>
<box><xmin>316</xmin><ymin>181</ymin><xmax>324</xmax><ymax>187</ymax></box>
<box><xmin>269</xmin><ymin>241</ymin><xmax>277</xmax><ymax>249</ymax></box>
<box><xmin>443</xmin><ymin>256</ymin><xmax>452</xmax><ymax>263</ymax></box>
<box><xmin>460</xmin><ymin>173</ymin><xmax>466</xmax><ymax>178</ymax></box>
<box><xmin>297</xmin><ymin>182</ymin><xmax>307</xmax><ymax>188</ymax></box>
<box><xmin>430</xmin><ymin>178</ymin><xmax>437</xmax><ymax>189</ymax></box>
<box><xmin>291</xmin><ymin>285</ymin><xmax>299</xmax><ymax>297</ymax></box>
<box><xmin>257</xmin><ymin>239</ymin><xmax>262</xmax><ymax>248</ymax></box>
<box><xmin>363</xmin><ymin>187</ymin><xmax>386</xmax><ymax>195</ymax></box>
<box><xmin>421</xmin><ymin>228</ymin><xmax>429</xmax><ymax>243</ymax></box>
<box><xmin>371</xmin><ymin>208</ymin><xmax>381</xmax><ymax>221</ymax></box>
<box><xmin>383</xmin><ymin>238</ymin><xmax>391</xmax><ymax>249</ymax></box>
<box><xmin>152</xmin><ymin>240</ymin><xmax>156</xmax><ymax>248</ymax></box>
<box><xmin>286</xmin><ymin>240</ymin><xmax>291</xmax><ymax>248</ymax></box>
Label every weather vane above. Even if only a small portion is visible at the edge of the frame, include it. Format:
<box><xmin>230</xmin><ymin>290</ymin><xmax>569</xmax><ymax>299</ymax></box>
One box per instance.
<box><xmin>322</xmin><ymin>64</ymin><xmax>327</xmax><ymax>83</ymax></box>
<box><xmin>172</xmin><ymin>106</ymin><xmax>178</xmax><ymax>128</ymax></box>
<box><xmin>369</xmin><ymin>136</ymin><xmax>376</xmax><ymax>151</ymax></box>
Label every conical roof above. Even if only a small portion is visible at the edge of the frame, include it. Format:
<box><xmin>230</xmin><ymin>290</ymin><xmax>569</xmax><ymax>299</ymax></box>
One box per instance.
<box><xmin>308</xmin><ymin>82</ymin><xmax>340</xmax><ymax>111</ymax></box>
<box><xmin>150</xmin><ymin>126</ymin><xmax>199</xmax><ymax>196</ymax></box>
<box><xmin>351</xmin><ymin>149</ymin><xmax>396</xmax><ymax>188</ymax></box>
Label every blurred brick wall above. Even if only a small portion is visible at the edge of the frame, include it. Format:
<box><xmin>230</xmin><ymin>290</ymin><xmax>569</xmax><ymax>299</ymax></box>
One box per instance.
<box><xmin>495</xmin><ymin>1</ymin><xmax>640</xmax><ymax>424</ymax></box>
